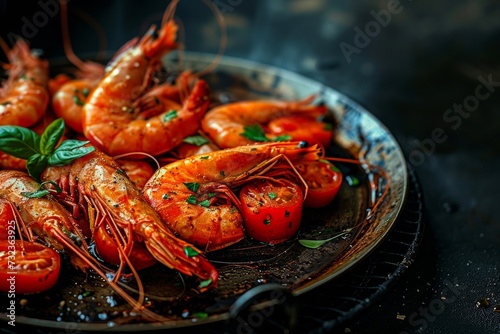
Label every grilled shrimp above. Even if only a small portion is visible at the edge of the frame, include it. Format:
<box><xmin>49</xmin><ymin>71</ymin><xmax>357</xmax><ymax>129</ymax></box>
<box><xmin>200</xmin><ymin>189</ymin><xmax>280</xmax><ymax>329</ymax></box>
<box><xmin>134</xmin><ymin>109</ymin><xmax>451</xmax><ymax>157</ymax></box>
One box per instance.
<box><xmin>0</xmin><ymin>39</ymin><xmax>49</xmax><ymax>127</ymax></box>
<box><xmin>0</xmin><ymin>171</ymin><xmax>91</xmax><ymax>270</ymax></box>
<box><xmin>0</xmin><ymin>170</ymin><xmax>174</xmax><ymax>320</ymax></box>
<box><xmin>50</xmin><ymin>0</ymin><xmax>105</xmax><ymax>133</ymax></box>
<box><xmin>201</xmin><ymin>96</ymin><xmax>328</xmax><ymax>149</ymax></box>
<box><xmin>41</xmin><ymin>148</ymin><xmax>218</xmax><ymax>290</ymax></box>
<box><xmin>82</xmin><ymin>15</ymin><xmax>211</xmax><ymax>157</ymax></box>
<box><xmin>142</xmin><ymin>142</ymin><xmax>320</xmax><ymax>251</ymax></box>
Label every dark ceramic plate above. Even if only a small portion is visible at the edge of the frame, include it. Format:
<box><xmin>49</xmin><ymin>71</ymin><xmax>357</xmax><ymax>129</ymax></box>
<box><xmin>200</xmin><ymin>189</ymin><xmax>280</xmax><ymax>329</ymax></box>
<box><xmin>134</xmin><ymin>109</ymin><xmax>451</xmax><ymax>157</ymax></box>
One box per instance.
<box><xmin>0</xmin><ymin>54</ymin><xmax>408</xmax><ymax>331</ymax></box>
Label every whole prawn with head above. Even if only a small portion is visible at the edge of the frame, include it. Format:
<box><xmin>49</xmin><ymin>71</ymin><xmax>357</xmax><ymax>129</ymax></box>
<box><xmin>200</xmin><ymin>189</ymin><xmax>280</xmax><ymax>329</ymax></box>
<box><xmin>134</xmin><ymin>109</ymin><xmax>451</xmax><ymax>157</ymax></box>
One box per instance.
<box><xmin>41</xmin><ymin>147</ymin><xmax>218</xmax><ymax>291</ymax></box>
<box><xmin>201</xmin><ymin>96</ymin><xmax>331</xmax><ymax>149</ymax></box>
<box><xmin>142</xmin><ymin>141</ymin><xmax>320</xmax><ymax>252</ymax></box>
<box><xmin>0</xmin><ymin>39</ymin><xmax>49</xmax><ymax>127</ymax></box>
<box><xmin>82</xmin><ymin>5</ymin><xmax>211</xmax><ymax>157</ymax></box>
<box><xmin>0</xmin><ymin>116</ymin><xmax>218</xmax><ymax>322</ymax></box>
<box><xmin>0</xmin><ymin>170</ymin><xmax>186</xmax><ymax>321</ymax></box>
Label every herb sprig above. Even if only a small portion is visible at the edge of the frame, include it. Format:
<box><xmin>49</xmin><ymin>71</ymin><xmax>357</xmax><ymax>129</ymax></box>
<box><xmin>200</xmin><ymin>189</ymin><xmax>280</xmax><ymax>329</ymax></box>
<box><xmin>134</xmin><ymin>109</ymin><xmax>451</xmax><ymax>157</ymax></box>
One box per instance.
<box><xmin>241</xmin><ymin>124</ymin><xmax>292</xmax><ymax>142</ymax></box>
<box><xmin>298</xmin><ymin>228</ymin><xmax>353</xmax><ymax>249</ymax></box>
<box><xmin>0</xmin><ymin>118</ymin><xmax>95</xmax><ymax>181</ymax></box>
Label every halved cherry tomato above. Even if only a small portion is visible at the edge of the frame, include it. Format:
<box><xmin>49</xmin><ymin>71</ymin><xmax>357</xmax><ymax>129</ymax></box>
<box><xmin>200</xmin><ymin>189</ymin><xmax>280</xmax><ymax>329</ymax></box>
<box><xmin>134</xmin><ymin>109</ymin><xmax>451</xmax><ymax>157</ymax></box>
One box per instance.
<box><xmin>240</xmin><ymin>179</ymin><xmax>303</xmax><ymax>244</ymax></box>
<box><xmin>268</xmin><ymin>116</ymin><xmax>332</xmax><ymax>147</ymax></box>
<box><xmin>94</xmin><ymin>224</ymin><xmax>157</xmax><ymax>270</ymax></box>
<box><xmin>0</xmin><ymin>240</ymin><xmax>61</xmax><ymax>294</ymax></box>
<box><xmin>297</xmin><ymin>161</ymin><xmax>342</xmax><ymax>208</ymax></box>
<box><xmin>0</xmin><ymin>198</ymin><xmax>16</xmax><ymax>240</ymax></box>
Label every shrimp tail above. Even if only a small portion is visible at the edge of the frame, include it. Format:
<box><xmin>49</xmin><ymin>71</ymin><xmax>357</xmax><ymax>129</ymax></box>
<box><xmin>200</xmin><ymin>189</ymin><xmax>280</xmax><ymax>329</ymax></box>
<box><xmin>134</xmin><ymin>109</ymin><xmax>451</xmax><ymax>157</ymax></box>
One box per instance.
<box><xmin>141</xmin><ymin>21</ymin><xmax>178</xmax><ymax>59</ymax></box>
<box><xmin>183</xmin><ymin>79</ymin><xmax>211</xmax><ymax>121</ymax></box>
<box><xmin>144</xmin><ymin>228</ymin><xmax>218</xmax><ymax>291</ymax></box>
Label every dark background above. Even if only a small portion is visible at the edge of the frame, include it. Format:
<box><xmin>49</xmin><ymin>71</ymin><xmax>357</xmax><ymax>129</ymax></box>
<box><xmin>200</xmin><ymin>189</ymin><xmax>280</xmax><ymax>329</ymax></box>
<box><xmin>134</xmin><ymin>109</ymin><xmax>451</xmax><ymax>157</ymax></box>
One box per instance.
<box><xmin>1</xmin><ymin>0</ymin><xmax>499</xmax><ymax>333</ymax></box>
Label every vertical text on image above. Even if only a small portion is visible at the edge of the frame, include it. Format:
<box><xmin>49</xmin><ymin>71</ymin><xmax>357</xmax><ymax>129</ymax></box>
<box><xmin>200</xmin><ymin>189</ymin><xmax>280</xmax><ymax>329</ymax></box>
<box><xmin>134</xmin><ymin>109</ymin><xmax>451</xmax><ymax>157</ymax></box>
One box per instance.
<box><xmin>5</xmin><ymin>218</ymin><xmax>17</xmax><ymax>326</ymax></box>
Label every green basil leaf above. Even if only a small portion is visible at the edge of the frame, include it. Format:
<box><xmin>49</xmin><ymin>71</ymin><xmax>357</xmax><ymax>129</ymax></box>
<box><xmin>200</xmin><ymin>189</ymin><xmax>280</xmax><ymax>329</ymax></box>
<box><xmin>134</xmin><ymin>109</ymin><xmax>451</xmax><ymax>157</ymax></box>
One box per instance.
<box><xmin>40</xmin><ymin>118</ymin><xmax>65</xmax><ymax>155</ymax></box>
<box><xmin>40</xmin><ymin>180</ymin><xmax>62</xmax><ymax>193</ymax></box>
<box><xmin>26</xmin><ymin>154</ymin><xmax>48</xmax><ymax>181</ymax></box>
<box><xmin>241</xmin><ymin>124</ymin><xmax>269</xmax><ymax>142</ymax></box>
<box><xmin>21</xmin><ymin>189</ymin><xmax>50</xmax><ymax>198</ymax></box>
<box><xmin>0</xmin><ymin>125</ymin><xmax>41</xmax><ymax>159</ymax></box>
<box><xmin>299</xmin><ymin>229</ymin><xmax>351</xmax><ymax>249</ymax></box>
<box><xmin>48</xmin><ymin>140</ymin><xmax>94</xmax><ymax>166</ymax></box>
<box><xmin>21</xmin><ymin>180</ymin><xmax>61</xmax><ymax>198</ymax></box>
<box><xmin>183</xmin><ymin>135</ymin><xmax>209</xmax><ymax>146</ymax></box>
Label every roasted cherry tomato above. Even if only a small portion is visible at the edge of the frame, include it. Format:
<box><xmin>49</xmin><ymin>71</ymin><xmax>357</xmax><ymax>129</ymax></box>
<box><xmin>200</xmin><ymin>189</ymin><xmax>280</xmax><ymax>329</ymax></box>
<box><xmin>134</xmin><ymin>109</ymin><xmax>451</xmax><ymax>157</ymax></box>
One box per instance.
<box><xmin>240</xmin><ymin>179</ymin><xmax>303</xmax><ymax>244</ymax></box>
<box><xmin>268</xmin><ymin>116</ymin><xmax>332</xmax><ymax>147</ymax></box>
<box><xmin>94</xmin><ymin>224</ymin><xmax>157</xmax><ymax>270</ymax></box>
<box><xmin>297</xmin><ymin>161</ymin><xmax>342</xmax><ymax>208</ymax></box>
<box><xmin>0</xmin><ymin>199</ymin><xmax>16</xmax><ymax>240</ymax></box>
<box><xmin>0</xmin><ymin>240</ymin><xmax>61</xmax><ymax>294</ymax></box>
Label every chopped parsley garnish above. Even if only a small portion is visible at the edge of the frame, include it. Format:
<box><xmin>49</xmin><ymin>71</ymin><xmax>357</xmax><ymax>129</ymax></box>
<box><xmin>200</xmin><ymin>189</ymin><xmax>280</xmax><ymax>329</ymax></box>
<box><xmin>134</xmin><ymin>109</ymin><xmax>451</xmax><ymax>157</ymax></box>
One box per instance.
<box><xmin>73</xmin><ymin>95</ymin><xmax>84</xmax><ymax>106</ymax></box>
<box><xmin>186</xmin><ymin>195</ymin><xmax>197</xmax><ymax>204</ymax></box>
<box><xmin>162</xmin><ymin>193</ymin><xmax>169</xmax><ymax>200</ymax></box>
<box><xmin>199</xmin><ymin>199</ymin><xmax>211</xmax><ymax>208</ymax></box>
<box><xmin>345</xmin><ymin>175</ymin><xmax>360</xmax><ymax>187</ymax></box>
<box><xmin>82</xmin><ymin>88</ymin><xmax>90</xmax><ymax>98</ymax></box>
<box><xmin>220</xmin><ymin>171</ymin><xmax>225</xmax><ymax>176</ymax></box>
<box><xmin>184</xmin><ymin>246</ymin><xmax>199</xmax><ymax>257</ymax></box>
<box><xmin>330</xmin><ymin>164</ymin><xmax>341</xmax><ymax>172</ymax></box>
<box><xmin>184</xmin><ymin>182</ymin><xmax>200</xmax><ymax>193</ymax></box>
<box><xmin>241</xmin><ymin>124</ymin><xmax>269</xmax><ymax>142</ymax></box>
<box><xmin>274</xmin><ymin>135</ymin><xmax>292</xmax><ymax>142</ymax></box>
<box><xmin>268</xmin><ymin>192</ymin><xmax>277</xmax><ymax>200</ymax></box>
<box><xmin>183</xmin><ymin>135</ymin><xmax>209</xmax><ymax>146</ymax></box>
<box><xmin>163</xmin><ymin>110</ymin><xmax>178</xmax><ymax>122</ymax></box>
<box><xmin>263</xmin><ymin>219</ymin><xmax>271</xmax><ymax>225</ymax></box>
<box><xmin>199</xmin><ymin>278</ymin><xmax>213</xmax><ymax>288</ymax></box>
<box><xmin>192</xmin><ymin>312</ymin><xmax>208</xmax><ymax>319</ymax></box>
<box><xmin>199</xmin><ymin>156</ymin><xmax>209</xmax><ymax>160</ymax></box>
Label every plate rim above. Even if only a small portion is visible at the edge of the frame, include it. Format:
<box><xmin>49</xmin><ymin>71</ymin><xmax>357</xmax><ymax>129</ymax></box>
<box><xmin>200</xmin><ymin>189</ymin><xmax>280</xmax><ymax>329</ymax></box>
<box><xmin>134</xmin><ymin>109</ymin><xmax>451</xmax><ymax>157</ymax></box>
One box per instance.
<box><xmin>1</xmin><ymin>52</ymin><xmax>409</xmax><ymax>330</ymax></box>
<box><xmin>178</xmin><ymin>51</ymin><xmax>409</xmax><ymax>296</ymax></box>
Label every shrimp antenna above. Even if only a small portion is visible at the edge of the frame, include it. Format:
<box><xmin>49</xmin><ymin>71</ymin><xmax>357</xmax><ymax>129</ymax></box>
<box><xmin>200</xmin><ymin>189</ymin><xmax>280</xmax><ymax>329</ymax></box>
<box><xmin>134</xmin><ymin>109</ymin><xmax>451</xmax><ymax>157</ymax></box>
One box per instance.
<box><xmin>195</xmin><ymin>0</ymin><xmax>227</xmax><ymax>77</ymax></box>
<box><xmin>0</xmin><ymin>37</ymin><xmax>10</xmax><ymax>55</ymax></box>
<box><xmin>60</xmin><ymin>0</ymin><xmax>103</xmax><ymax>79</ymax></box>
<box><xmin>160</xmin><ymin>0</ymin><xmax>226</xmax><ymax>77</ymax></box>
<box><xmin>113</xmin><ymin>152</ymin><xmax>161</xmax><ymax>170</ymax></box>
<box><xmin>161</xmin><ymin>0</ymin><xmax>181</xmax><ymax>25</ymax></box>
<box><xmin>60</xmin><ymin>1</ymin><xmax>86</xmax><ymax>71</ymax></box>
<box><xmin>161</xmin><ymin>0</ymin><xmax>185</xmax><ymax>72</ymax></box>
